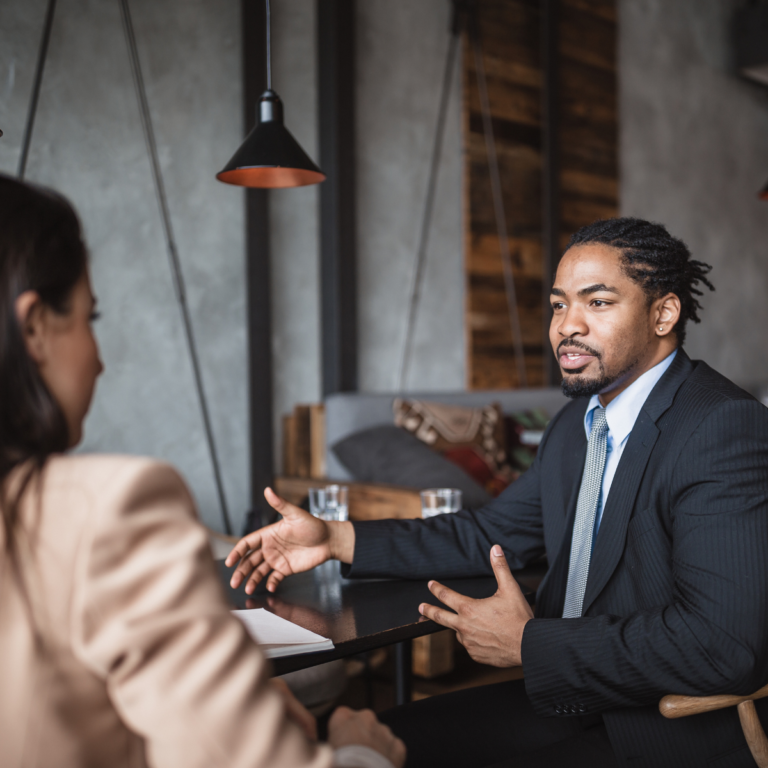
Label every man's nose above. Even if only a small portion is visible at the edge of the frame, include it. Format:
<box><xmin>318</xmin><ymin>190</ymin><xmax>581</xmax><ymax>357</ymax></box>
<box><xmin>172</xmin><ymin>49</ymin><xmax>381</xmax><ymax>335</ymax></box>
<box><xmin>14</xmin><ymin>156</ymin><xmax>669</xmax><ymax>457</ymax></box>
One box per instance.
<box><xmin>555</xmin><ymin>306</ymin><xmax>588</xmax><ymax>338</ymax></box>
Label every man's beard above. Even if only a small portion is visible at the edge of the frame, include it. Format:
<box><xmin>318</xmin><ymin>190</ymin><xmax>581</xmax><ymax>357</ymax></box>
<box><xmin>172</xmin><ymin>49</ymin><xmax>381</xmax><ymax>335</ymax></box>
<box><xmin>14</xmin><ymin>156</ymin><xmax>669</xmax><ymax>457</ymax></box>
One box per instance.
<box><xmin>561</xmin><ymin>371</ymin><xmax>615</xmax><ymax>398</ymax></box>
<box><xmin>558</xmin><ymin>340</ymin><xmax>638</xmax><ymax>399</ymax></box>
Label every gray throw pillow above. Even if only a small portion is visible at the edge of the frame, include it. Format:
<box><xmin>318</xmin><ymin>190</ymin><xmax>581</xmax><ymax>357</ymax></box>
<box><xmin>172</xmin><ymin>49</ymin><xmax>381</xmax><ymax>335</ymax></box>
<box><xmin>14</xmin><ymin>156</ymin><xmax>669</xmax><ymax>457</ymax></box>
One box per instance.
<box><xmin>332</xmin><ymin>425</ymin><xmax>492</xmax><ymax>510</ymax></box>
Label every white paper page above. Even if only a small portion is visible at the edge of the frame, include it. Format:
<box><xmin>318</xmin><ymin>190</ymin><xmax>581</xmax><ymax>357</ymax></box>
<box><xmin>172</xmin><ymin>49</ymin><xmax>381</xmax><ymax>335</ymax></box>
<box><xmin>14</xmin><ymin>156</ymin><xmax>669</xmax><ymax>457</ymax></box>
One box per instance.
<box><xmin>232</xmin><ymin>608</ymin><xmax>334</xmax><ymax>658</ymax></box>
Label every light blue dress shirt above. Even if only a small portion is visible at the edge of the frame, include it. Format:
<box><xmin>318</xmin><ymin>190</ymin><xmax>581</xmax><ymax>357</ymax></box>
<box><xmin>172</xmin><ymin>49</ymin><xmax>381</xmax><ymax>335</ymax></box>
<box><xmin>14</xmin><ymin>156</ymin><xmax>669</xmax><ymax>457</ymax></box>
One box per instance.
<box><xmin>584</xmin><ymin>350</ymin><xmax>677</xmax><ymax>536</ymax></box>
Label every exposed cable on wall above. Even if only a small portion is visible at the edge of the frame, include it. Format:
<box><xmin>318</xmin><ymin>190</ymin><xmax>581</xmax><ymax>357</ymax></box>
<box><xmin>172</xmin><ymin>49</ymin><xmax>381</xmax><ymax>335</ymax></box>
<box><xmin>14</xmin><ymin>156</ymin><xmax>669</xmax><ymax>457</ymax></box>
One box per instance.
<box><xmin>397</xmin><ymin>1</ymin><xmax>461</xmax><ymax>391</ymax></box>
<box><xmin>118</xmin><ymin>0</ymin><xmax>233</xmax><ymax>534</ymax></box>
<box><xmin>266</xmin><ymin>0</ymin><xmax>272</xmax><ymax>90</ymax></box>
<box><xmin>469</xmin><ymin>4</ymin><xmax>528</xmax><ymax>387</ymax></box>
<box><xmin>17</xmin><ymin>0</ymin><xmax>57</xmax><ymax>180</ymax></box>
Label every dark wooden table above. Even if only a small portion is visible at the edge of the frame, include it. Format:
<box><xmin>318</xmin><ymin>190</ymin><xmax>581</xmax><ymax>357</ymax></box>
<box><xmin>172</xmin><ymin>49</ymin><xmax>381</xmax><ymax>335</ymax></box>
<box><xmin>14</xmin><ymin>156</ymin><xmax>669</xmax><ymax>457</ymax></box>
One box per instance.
<box><xmin>218</xmin><ymin>559</ymin><xmax>535</xmax><ymax>705</ymax></box>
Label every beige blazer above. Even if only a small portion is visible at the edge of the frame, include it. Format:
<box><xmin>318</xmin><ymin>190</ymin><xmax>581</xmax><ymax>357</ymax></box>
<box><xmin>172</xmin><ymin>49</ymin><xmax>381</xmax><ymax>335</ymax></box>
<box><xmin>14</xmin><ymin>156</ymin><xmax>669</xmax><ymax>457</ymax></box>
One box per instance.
<box><xmin>0</xmin><ymin>454</ymin><xmax>332</xmax><ymax>768</ymax></box>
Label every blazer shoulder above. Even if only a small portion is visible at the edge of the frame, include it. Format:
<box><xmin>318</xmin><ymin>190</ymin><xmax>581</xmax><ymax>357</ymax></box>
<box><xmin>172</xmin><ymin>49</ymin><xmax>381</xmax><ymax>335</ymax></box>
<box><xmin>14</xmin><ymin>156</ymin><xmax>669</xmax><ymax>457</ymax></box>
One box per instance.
<box><xmin>659</xmin><ymin>361</ymin><xmax>768</xmax><ymax>444</ymax></box>
<box><xmin>42</xmin><ymin>454</ymin><xmax>192</xmax><ymax>514</ymax></box>
<box><xmin>679</xmin><ymin>360</ymin><xmax>761</xmax><ymax>411</ymax></box>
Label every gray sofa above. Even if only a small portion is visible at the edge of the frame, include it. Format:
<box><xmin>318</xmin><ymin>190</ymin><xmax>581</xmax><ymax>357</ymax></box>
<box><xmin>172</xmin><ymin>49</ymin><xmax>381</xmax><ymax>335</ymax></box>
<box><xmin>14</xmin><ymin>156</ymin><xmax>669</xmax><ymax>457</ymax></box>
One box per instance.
<box><xmin>324</xmin><ymin>388</ymin><xmax>569</xmax><ymax>481</ymax></box>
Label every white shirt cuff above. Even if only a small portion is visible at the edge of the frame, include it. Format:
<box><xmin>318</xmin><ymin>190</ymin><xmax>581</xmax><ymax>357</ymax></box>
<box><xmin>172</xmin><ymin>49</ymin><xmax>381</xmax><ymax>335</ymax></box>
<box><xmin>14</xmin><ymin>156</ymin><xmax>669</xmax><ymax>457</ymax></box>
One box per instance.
<box><xmin>333</xmin><ymin>744</ymin><xmax>396</xmax><ymax>768</ymax></box>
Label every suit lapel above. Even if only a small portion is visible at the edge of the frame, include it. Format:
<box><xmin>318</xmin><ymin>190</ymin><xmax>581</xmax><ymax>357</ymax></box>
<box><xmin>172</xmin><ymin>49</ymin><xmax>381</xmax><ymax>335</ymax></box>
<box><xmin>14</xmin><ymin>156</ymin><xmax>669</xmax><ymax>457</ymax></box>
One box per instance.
<box><xmin>535</xmin><ymin>408</ymin><xmax>587</xmax><ymax>617</ymax></box>
<box><xmin>581</xmin><ymin>414</ymin><xmax>659</xmax><ymax>614</ymax></box>
<box><xmin>579</xmin><ymin>350</ymin><xmax>694</xmax><ymax>615</ymax></box>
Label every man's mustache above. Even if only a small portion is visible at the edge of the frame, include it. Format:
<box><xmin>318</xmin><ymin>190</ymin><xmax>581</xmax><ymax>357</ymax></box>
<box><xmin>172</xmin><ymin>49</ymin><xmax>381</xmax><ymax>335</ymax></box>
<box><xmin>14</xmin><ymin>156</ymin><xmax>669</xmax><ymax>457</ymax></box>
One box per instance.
<box><xmin>557</xmin><ymin>339</ymin><xmax>601</xmax><ymax>359</ymax></box>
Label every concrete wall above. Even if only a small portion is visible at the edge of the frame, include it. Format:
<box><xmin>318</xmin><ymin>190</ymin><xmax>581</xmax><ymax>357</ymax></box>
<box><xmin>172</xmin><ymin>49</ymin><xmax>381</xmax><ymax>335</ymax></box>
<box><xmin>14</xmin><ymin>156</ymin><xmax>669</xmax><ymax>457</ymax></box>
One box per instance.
<box><xmin>0</xmin><ymin>0</ymin><xmax>248</xmax><ymax>533</ymax></box>
<box><xmin>619</xmin><ymin>0</ymin><xmax>768</xmax><ymax>387</ymax></box>
<box><xmin>0</xmin><ymin>0</ymin><xmax>464</xmax><ymax>533</ymax></box>
<box><xmin>356</xmin><ymin>0</ymin><xmax>465</xmax><ymax>392</ymax></box>
<box><xmin>268</xmin><ymin>0</ymin><xmax>466</xmax><ymax>465</ymax></box>
<box><xmin>268</xmin><ymin>0</ymin><xmax>322</xmax><ymax>471</ymax></box>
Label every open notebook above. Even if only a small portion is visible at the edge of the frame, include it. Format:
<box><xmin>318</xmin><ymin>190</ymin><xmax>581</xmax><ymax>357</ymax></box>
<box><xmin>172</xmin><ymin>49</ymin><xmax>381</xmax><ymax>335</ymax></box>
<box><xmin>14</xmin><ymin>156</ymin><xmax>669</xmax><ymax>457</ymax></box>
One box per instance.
<box><xmin>232</xmin><ymin>608</ymin><xmax>334</xmax><ymax>658</ymax></box>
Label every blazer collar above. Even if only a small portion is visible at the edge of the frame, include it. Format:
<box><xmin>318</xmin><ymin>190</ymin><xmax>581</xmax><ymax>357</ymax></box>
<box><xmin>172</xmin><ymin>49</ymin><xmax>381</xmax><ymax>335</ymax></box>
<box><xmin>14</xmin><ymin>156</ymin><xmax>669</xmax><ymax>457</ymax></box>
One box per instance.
<box><xmin>640</xmin><ymin>347</ymin><xmax>693</xmax><ymax>423</ymax></box>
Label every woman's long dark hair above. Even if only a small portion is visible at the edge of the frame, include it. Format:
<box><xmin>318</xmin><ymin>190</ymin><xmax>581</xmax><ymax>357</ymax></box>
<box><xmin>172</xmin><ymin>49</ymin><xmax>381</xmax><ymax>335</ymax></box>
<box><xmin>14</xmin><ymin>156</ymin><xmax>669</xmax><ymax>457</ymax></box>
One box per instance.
<box><xmin>0</xmin><ymin>174</ymin><xmax>87</xmax><ymax>591</ymax></box>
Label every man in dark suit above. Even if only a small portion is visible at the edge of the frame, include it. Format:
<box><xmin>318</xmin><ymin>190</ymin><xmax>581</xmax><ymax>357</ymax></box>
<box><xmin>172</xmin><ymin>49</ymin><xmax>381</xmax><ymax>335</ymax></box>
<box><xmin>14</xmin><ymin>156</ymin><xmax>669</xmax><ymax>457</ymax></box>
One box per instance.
<box><xmin>228</xmin><ymin>218</ymin><xmax>768</xmax><ymax>767</ymax></box>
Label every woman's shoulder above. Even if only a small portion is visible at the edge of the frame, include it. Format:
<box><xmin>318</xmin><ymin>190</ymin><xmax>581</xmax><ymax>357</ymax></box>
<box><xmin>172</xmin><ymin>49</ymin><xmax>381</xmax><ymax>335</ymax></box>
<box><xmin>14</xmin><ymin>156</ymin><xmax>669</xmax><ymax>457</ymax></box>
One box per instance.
<box><xmin>42</xmin><ymin>454</ymin><xmax>191</xmax><ymax>508</ymax></box>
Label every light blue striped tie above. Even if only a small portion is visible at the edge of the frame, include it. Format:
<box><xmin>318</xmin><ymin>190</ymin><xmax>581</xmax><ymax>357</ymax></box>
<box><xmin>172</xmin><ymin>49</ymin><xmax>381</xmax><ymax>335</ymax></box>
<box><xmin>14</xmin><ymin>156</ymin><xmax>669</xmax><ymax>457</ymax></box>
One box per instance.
<box><xmin>562</xmin><ymin>407</ymin><xmax>609</xmax><ymax>618</ymax></box>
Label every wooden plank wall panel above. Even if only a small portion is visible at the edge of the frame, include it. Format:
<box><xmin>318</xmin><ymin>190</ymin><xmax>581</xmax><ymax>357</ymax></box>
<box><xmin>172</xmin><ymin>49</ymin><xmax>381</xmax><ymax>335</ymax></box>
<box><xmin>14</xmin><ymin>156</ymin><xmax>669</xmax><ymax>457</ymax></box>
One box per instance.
<box><xmin>464</xmin><ymin>0</ymin><xmax>617</xmax><ymax>390</ymax></box>
<box><xmin>558</xmin><ymin>0</ymin><xmax>618</xmax><ymax>248</ymax></box>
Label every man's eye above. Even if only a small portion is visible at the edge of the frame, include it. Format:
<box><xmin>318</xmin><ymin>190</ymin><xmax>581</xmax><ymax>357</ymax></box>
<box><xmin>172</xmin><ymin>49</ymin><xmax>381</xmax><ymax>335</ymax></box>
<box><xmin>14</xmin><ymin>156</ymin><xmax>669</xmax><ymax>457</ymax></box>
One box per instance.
<box><xmin>592</xmin><ymin>300</ymin><xmax>609</xmax><ymax>307</ymax></box>
<box><xmin>551</xmin><ymin>302</ymin><xmax>565</xmax><ymax>311</ymax></box>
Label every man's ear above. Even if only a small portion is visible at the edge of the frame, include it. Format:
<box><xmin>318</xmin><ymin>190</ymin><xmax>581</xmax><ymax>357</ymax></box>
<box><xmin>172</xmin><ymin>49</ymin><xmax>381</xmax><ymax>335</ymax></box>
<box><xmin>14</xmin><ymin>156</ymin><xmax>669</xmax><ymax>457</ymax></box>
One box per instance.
<box><xmin>15</xmin><ymin>290</ymin><xmax>47</xmax><ymax>363</ymax></box>
<box><xmin>654</xmin><ymin>293</ymin><xmax>681</xmax><ymax>338</ymax></box>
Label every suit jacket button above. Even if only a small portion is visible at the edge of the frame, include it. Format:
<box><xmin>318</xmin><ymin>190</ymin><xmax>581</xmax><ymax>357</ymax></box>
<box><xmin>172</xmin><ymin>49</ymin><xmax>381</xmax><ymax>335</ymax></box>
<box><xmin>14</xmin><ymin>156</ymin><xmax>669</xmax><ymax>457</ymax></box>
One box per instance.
<box><xmin>555</xmin><ymin>705</ymin><xmax>563</xmax><ymax>715</ymax></box>
<box><xmin>578</xmin><ymin>704</ymin><xmax>587</xmax><ymax>713</ymax></box>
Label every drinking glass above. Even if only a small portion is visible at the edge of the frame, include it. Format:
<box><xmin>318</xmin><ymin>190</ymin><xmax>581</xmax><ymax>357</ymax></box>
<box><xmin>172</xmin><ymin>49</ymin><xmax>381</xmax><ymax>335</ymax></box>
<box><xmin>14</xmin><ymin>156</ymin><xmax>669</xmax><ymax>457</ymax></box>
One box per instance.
<box><xmin>420</xmin><ymin>488</ymin><xmax>462</xmax><ymax>519</ymax></box>
<box><xmin>308</xmin><ymin>485</ymin><xmax>349</xmax><ymax>522</ymax></box>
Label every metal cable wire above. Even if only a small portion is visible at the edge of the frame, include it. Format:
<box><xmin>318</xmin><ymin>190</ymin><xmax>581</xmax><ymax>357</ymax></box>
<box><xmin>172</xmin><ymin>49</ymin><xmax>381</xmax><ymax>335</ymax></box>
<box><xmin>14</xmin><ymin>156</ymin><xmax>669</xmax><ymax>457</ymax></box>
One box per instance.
<box><xmin>266</xmin><ymin>0</ymin><xmax>272</xmax><ymax>91</ymax></box>
<box><xmin>118</xmin><ymin>0</ymin><xmax>233</xmax><ymax>534</ymax></box>
<box><xmin>470</xmin><ymin>8</ymin><xmax>528</xmax><ymax>387</ymax></box>
<box><xmin>17</xmin><ymin>0</ymin><xmax>57</xmax><ymax>179</ymax></box>
<box><xmin>397</xmin><ymin>15</ymin><xmax>460</xmax><ymax>391</ymax></box>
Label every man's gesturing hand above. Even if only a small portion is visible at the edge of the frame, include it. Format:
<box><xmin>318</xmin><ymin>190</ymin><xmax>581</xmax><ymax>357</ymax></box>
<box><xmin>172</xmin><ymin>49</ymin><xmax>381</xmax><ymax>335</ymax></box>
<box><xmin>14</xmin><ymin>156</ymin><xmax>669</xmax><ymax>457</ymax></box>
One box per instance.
<box><xmin>419</xmin><ymin>544</ymin><xmax>534</xmax><ymax>667</ymax></box>
<box><xmin>225</xmin><ymin>487</ymin><xmax>349</xmax><ymax>594</ymax></box>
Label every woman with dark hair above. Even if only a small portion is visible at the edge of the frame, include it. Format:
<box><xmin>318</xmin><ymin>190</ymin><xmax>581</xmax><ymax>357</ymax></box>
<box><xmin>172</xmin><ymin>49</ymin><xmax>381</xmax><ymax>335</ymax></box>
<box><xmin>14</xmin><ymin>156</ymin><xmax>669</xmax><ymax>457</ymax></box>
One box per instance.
<box><xmin>0</xmin><ymin>175</ymin><xmax>404</xmax><ymax>768</ymax></box>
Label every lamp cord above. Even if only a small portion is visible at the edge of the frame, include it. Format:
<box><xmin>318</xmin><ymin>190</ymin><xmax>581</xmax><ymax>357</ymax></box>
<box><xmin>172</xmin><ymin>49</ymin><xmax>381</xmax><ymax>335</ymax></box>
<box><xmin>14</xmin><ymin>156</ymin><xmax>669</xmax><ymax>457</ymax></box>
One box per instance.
<box><xmin>118</xmin><ymin>0</ymin><xmax>233</xmax><ymax>534</ymax></box>
<box><xmin>17</xmin><ymin>0</ymin><xmax>57</xmax><ymax>179</ymax></box>
<box><xmin>469</xmin><ymin>4</ymin><xmax>528</xmax><ymax>387</ymax></box>
<box><xmin>266</xmin><ymin>0</ymin><xmax>272</xmax><ymax>90</ymax></box>
<box><xmin>397</xmin><ymin>1</ymin><xmax>460</xmax><ymax>391</ymax></box>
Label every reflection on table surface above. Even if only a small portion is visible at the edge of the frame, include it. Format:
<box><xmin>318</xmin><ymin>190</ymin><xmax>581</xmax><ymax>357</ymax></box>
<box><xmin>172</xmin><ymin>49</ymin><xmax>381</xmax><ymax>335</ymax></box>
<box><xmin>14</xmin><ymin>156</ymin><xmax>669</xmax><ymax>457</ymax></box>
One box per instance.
<box><xmin>218</xmin><ymin>559</ymin><xmax>532</xmax><ymax>651</ymax></box>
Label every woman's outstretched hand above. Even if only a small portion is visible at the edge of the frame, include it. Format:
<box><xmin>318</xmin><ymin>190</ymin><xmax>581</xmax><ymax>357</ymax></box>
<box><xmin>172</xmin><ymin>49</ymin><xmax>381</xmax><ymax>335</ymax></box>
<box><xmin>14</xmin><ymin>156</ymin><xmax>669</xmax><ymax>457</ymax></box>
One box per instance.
<box><xmin>224</xmin><ymin>487</ymin><xmax>354</xmax><ymax>594</ymax></box>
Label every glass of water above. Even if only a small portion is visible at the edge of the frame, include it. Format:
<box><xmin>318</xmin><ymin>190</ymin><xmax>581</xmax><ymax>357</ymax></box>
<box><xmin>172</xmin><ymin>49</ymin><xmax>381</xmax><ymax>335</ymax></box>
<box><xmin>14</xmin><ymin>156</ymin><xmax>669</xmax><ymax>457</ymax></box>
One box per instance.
<box><xmin>308</xmin><ymin>485</ymin><xmax>349</xmax><ymax>522</ymax></box>
<box><xmin>420</xmin><ymin>488</ymin><xmax>462</xmax><ymax>519</ymax></box>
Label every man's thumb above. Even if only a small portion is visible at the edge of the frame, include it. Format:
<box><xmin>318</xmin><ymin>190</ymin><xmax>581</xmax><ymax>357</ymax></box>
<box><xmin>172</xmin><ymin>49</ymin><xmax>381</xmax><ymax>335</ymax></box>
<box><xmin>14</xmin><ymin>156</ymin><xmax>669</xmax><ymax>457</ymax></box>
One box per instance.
<box><xmin>490</xmin><ymin>544</ymin><xmax>514</xmax><ymax>590</ymax></box>
<box><xmin>264</xmin><ymin>486</ymin><xmax>290</xmax><ymax>514</ymax></box>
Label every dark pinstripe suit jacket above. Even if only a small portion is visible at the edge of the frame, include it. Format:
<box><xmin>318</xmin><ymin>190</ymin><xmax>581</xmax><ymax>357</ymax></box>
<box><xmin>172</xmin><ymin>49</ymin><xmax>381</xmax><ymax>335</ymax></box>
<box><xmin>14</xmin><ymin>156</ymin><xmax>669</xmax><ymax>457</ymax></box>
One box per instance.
<box><xmin>345</xmin><ymin>350</ymin><xmax>768</xmax><ymax>767</ymax></box>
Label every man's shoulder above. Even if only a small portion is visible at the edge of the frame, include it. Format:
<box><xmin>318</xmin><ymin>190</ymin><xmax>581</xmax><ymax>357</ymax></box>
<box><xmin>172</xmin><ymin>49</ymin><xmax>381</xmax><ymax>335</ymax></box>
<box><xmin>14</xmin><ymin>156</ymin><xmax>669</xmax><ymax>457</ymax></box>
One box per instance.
<box><xmin>660</xmin><ymin>358</ymin><xmax>768</xmax><ymax>441</ymax></box>
<box><xmin>680</xmin><ymin>359</ymin><xmax>758</xmax><ymax>410</ymax></box>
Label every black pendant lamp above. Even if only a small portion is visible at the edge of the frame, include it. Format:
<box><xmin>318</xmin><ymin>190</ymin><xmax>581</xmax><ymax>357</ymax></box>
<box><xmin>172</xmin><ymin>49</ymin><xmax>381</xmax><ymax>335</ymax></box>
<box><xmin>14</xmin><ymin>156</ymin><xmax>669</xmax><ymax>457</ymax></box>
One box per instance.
<box><xmin>217</xmin><ymin>0</ymin><xmax>325</xmax><ymax>188</ymax></box>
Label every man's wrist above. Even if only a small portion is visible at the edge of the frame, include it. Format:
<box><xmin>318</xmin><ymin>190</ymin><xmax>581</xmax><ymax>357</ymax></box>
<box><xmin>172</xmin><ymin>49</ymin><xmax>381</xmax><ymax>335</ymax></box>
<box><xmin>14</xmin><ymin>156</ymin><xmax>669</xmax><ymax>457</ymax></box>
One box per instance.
<box><xmin>328</xmin><ymin>520</ymin><xmax>355</xmax><ymax>563</ymax></box>
<box><xmin>516</xmin><ymin>616</ymin><xmax>533</xmax><ymax>666</ymax></box>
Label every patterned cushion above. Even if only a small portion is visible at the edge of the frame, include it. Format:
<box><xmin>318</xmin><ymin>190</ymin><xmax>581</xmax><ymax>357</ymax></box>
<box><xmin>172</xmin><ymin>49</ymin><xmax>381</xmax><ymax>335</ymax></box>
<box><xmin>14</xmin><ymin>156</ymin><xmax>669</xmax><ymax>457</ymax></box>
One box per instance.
<box><xmin>393</xmin><ymin>398</ymin><xmax>514</xmax><ymax>495</ymax></box>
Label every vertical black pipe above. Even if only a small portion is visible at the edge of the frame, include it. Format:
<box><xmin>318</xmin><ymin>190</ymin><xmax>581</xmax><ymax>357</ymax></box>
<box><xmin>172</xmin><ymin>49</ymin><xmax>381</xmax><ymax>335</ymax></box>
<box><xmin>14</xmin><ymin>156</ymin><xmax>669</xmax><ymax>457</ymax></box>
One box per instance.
<box><xmin>243</xmin><ymin>0</ymin><xmax>274</xmax><ymax>527</ymax></box>
<box><xmin>318</xmin><ymin>0</ymin><xmax>358</xmax><ymax>396</ymax></box>
<box><xmin>541</xmin><ymin>0</ymin><xmax>560</xmax><ymax>386</ymax></box>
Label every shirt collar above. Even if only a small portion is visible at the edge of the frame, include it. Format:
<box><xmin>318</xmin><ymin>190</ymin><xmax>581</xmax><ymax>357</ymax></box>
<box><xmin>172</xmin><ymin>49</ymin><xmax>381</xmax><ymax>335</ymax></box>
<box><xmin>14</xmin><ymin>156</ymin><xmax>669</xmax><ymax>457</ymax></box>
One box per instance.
<box><xmin>584</xmin><ymin>350</ymin><xmax>677</xmax><ymax>445</ymax></box>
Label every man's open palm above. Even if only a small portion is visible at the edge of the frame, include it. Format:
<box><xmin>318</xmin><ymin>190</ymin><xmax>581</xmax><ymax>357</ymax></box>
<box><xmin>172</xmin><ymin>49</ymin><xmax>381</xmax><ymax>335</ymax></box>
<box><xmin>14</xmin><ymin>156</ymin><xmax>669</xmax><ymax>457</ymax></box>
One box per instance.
<box><xmin>225</xmin><ymin>488</ymin><xmax>332</xmax><ymax>593</ymax></box>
